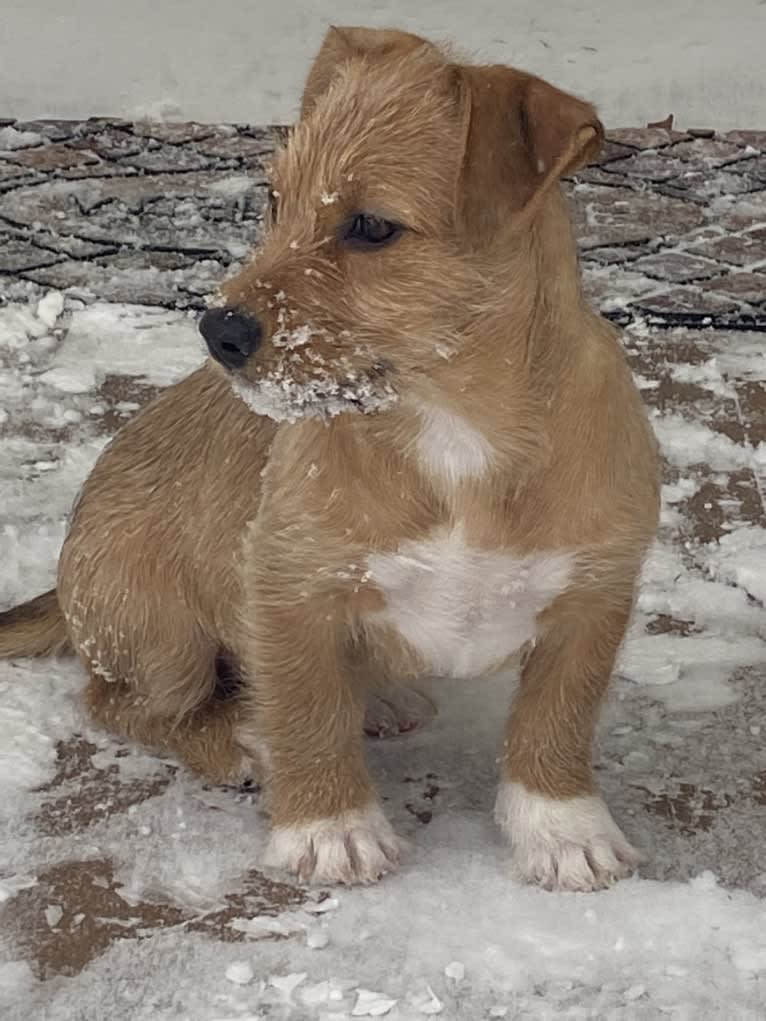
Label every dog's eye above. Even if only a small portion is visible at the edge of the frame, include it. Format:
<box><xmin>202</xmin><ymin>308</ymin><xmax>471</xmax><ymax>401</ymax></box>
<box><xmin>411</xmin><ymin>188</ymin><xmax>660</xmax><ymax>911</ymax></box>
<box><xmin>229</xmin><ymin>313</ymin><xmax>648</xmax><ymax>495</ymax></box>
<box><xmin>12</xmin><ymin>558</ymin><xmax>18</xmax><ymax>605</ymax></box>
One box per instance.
<box><xmin>268</xmin><ymin>187</ymin><xmax>279</xmax><ymax>223</ymax></box>
<box><xmin>344</xmin><ymin>214</ymin><xmax>401</xmax><ymax>248</ymax></box>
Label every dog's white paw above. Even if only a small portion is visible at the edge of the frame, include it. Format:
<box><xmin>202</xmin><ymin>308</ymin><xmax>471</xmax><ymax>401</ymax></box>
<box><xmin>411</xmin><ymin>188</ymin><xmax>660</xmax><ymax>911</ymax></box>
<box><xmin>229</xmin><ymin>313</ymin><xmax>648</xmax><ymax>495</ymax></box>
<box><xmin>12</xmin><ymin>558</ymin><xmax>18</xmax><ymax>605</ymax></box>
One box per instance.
<box><xmin>495</xmin><ymin>782</ymin><xmax>641</xmax><ymax>892</ymax></box>
<box><xmin>264</xmin><ymin>803</ymin><xmax>400</xmax><ymax>885</ymax></box>
<box><xmin>364</xmin><ymin>686</ymin><xmax>437</xmax><ymax>738</ymax></box>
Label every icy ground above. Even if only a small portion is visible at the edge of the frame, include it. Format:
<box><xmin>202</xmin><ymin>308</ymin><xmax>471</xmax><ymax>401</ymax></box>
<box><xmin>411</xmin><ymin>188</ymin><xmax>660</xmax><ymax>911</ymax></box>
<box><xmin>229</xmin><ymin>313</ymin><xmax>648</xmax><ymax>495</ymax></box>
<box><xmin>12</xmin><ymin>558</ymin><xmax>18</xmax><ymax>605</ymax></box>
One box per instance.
<box><xmin>1</xmin><ymin>124</ymin><xmax>766</xmax><ymax>1018</ymax></box>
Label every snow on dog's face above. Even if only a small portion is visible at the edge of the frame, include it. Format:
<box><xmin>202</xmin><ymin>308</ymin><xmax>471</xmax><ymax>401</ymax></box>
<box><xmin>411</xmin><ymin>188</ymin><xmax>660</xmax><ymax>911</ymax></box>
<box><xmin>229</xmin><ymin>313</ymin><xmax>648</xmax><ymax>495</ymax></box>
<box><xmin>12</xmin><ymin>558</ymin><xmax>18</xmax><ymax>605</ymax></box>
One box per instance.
<box><xmin>202</xmin><ymin>27</ymin><xmax>602</xmax><ymax>423</ymax></box>
<box><xmin>209</xmin><ymin>50</ymin><xmax>472</xmax><ymax>423</ymax></box>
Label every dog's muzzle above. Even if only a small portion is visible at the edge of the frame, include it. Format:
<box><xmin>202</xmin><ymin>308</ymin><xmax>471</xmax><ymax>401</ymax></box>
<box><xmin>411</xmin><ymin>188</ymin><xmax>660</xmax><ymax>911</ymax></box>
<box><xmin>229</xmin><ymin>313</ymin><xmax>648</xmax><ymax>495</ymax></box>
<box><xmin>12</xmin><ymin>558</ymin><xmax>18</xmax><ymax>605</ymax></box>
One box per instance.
<box><xmin>199</xmin><ymin>307</ymin><xmax>262</xmax><ymax>370</ymax></box>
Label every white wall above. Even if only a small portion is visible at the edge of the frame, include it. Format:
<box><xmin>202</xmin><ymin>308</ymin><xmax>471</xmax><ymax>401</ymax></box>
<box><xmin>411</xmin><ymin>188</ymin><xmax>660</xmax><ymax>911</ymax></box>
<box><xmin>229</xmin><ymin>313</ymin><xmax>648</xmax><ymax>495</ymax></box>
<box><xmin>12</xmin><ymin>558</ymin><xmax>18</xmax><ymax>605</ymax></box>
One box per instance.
<box><xmin>1</xmin><ymin>0</ymin><xmax>764</xmax><ymax>129</ymax></box>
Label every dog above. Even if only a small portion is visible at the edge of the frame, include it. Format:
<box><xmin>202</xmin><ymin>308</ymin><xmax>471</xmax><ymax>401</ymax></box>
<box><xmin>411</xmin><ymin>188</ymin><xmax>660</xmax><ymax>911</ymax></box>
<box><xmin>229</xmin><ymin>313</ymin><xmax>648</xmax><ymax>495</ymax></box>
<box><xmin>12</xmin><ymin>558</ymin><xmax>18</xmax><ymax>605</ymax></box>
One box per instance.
<box><xmin>0</xmin><ymin>27</ymin><xmax>660</xmax><ymax>891</ymax></box>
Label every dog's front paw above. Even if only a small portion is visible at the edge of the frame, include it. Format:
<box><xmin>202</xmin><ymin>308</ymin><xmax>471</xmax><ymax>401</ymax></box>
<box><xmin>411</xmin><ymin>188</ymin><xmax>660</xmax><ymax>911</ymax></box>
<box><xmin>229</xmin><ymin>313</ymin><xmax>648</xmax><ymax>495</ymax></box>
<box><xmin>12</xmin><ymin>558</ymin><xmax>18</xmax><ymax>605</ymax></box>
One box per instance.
<box><xmin>495</xmin><ymin>782</ymin><xmax>641</xmax><ymax>892</ymax></box>
<box><xmin>264</xmin><ymin>803</ymin><xmax>400</xmax><ymax>885</ymax></box>
<box><xmin>364</xmin><ymin>685</ymin><xmax>437</xmax><ymax>738</ymax></box>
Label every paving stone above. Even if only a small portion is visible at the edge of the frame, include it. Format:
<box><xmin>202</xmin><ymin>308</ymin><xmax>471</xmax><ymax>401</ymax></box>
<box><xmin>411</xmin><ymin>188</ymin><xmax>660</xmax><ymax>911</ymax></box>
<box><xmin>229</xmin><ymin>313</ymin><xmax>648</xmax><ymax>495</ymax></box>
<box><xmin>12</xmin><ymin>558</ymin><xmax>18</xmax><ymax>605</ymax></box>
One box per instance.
<box><xmin>622</xmin><ymin>325</ymin><xmax>724</xmax><ymax>364</ymax></box>
<box><xmin>581</xmin><ymin>242</ymin><xmax>656</xmax><ymax>265</ymax></box>
<box><xmin>571</xmin><ymin>184</ymin><xmax>705</xmax><ymax>248</ymax></box>
<box><xmin>13</xmin><ymin>119</ymin><xmax>77</xmax><ymax>142</ymax></box>
<box><xmin>108</xmin><ymin>250</ymin><xmax>204</xmax><ymax>271</ymax></box>
<box><xmin>0</xmin><ymin>274</ymin><xmax>45</xmax><ymax>304</ymax></box>
<box><xmin>29</xmin><ymin>233</ymin><xmax>118</xmax><ymax>259</ymax></box>
<box><xmin>196</xmin><ymin>133</ymin><xmax>277</xmax><ymax>160</ymax></box>
<box><xmin>714</xmin><ymin>189</ymin><xmax>766</xmax><ymax>230</ymax></box>
<box><xmin>0</xmin><ymin>239</ymin><xmax>63</xmax><ymax>273</ymax></box>
<box><xmin>22</xmin><ymin>260</ymin><xmax>202</xmax><ymax>306</ymax></box>
<box><xmin>120</xmin><ymin>143</ymin><xmax>214</xmax><ymax>173</ymax></box>
<box><xmin>632</xmin><ymin>251</ymin><xmax>722</xmax><ymax>282</ymax></box>
<box><xmin>701</xmin><ymin>271</ymin><xmax>766</xmax><ymax>304</ymax></box>
<box><xmin>131</xmin><ymin>121</ymin><xmax>216</xmax><ymax>144</ymax></box>
<box><xmin>655</xmin><ymin>169</ymin><xmax>758</xmax><ymax>202</ymax></box>
<box><xmin>725</xmin><ymin>130</ymin><xmax>766</xmax><ymax>151</ymax></box>
<box><xmin>667</xmin><ymin>138</ymin><xmax>755</xmax><ymax>167</ymax></box>
<box><xmin>734</xmin><ymin>379</ymin><xmax>766</xmax><ymax>445</ymax></box>
<box><xmin>606</xmin><ymin>152</ymin><xmax>689</xmax><ymax>182</ymax></box>
<box><xmin>592</xmin><ymin>140</ymin><xmax>636</xmax><ymax>165</ymax></box>
<box><xmin>571</xmin><ymin>165</ymin><xmax>636</xmax><ymax>189</ymax></box>
<box><xmin>70</xmin><ymin>126</ymin><xmax>145</xmax><ymax>161</ymax></box>
<box><xmin>689</xmin><ymin>231</ymin><xmax>766</xmax><ymax>267</ymax></box>
<box><xmin>632</xmin><ymin>286</ymin><xmax>741</xmax><ymax>316</ymax></box>
<box><xmin>606</xmin><ymin>127</ymin><xmax>690</xmax><ymax>149</ymax></box>
<box><xmin>6</xmin><ymin>142</ymin><xmax>101</xmax><ymax>171</ymax></box>
<box><xmin>726</xmin><ymin>154</ymin><xmax>766</xmax><ymax>184</ymax></box>
<box><xmin>0</xmin><ymin>173</ymin><xmax>267</xmax><ymax>253</ymax></box>
<box><xmin>238</xmin><ymin>124</ymin><xmax>288</xmax><ymax>146</ymax></box>
<box><xmin>581</xmin><ymin>265</ymin><xmax>659</xmax><ymax>305</ymax></box>
<box><xmin>0</xmin><ymin>161</ymin><xmax>39</xmax><ymax>186</ymax></box>
<box><xmin>73</xmin><ymin>117</ymin><xmax>127</xmax><ymax>132</ymax></box>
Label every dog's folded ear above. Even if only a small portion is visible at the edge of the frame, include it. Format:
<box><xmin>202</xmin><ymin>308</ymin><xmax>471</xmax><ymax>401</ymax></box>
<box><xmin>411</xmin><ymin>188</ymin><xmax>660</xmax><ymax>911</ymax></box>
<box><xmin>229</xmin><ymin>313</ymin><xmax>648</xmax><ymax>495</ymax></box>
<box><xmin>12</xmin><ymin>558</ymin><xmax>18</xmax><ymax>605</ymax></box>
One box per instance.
<box><xmin>454</xmin><ymin>65</ymin><xmax>604</xmax><ymax>240</ymax></box>
<box><xmin>301</xmin><ymin>26</ymin><xmax>436</xmax><ymax>117</ymax></box>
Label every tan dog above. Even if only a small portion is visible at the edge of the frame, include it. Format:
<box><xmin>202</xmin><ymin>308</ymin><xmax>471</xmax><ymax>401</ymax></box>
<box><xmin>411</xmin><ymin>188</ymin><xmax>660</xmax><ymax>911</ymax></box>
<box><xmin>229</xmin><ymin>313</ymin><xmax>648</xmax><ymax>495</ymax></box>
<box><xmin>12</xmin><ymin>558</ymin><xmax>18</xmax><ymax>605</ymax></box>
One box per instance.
<box><xmin>0</xmin><ymin>27</ymin><xmax>659</xmax><ymax>891</ymax></box>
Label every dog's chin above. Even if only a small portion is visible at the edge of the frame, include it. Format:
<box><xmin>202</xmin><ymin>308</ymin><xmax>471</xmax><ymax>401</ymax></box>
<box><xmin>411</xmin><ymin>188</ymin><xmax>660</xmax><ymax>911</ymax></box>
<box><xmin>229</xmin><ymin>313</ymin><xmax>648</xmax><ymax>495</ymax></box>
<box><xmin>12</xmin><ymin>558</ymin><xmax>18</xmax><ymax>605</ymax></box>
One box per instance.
<box><xmin>230</xmin><ymin>371</ymin><xmax>398</xmax><ymax>424</ymax></box>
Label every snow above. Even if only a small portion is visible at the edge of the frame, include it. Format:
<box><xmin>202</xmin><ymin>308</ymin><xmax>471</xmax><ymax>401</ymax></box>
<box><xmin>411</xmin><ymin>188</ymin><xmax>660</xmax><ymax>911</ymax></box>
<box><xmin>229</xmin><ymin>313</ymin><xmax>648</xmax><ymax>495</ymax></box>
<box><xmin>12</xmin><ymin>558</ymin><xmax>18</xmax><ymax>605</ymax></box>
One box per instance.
<box><xmin>352</xmin><ymin>988</ymin><xmax>398</xmax><ymax>1016</ymax></box>
<box><xmin>619</xmin><ymin>631</ymin><xmax>765</xmax><ymax>710</ymax></box>
<box><xmin>669</xmin><ymin>358</ymin><xmax>737</xmax><ymax>400</ymax></box>
<box><xmin>208</xmin><ymin>175</ymin><xmax>259</xmax><ymax>200</ymax></box>
<box><xmin>35</xmin><ymin>292</ymin><xmax>65</xmax><ymax>331</ymax></box>
<box><xmin>0</xmin><ymin>656</ymin><xmax>83</xmax><ymax>815</ymax></box>
<box><xmin>306</xmin><ymin>928</ymin><xmax>330</xmax><ymax>949</ymax></box>
<box><xmin>231</xmin><ymin>358</ymin><xmax>399</xmax><ymax>422</ymax></box>
<box><xmin>0</xmin><ymin>296</ymin><xmax>765</xmax><ymax>1018</ymax></box>
<box><xmin>707</xmin><ymin>525</ymin><xmax>766</xmax><ymax>605</ymax></box>
<box><xmin>651</xmin><ymin>412</ymin><xmax>757</xmax><ymax>471</ymax></box>
<box><xmin>0</xmin><ymin>125</ymin><xmax>43</xmax><ymax>150</ymax></box>
<box><xmin>39</xmin><ymin>302</ymin><xmax>205</xmax><ymax>392</ymax></box>
<box><xmin>225</xmin><ymin>960</ymin><xmax>255</xmax><ymax>985</ymax></box>
<box><xmin>443</xmin><ymin>961</ymin><xmax>465</xmax><ymax>983</ymax></box>
<box><xmin>2</xmin><ymin>1</ymin><xmax>765</xmax><ymax>129</ymax></box>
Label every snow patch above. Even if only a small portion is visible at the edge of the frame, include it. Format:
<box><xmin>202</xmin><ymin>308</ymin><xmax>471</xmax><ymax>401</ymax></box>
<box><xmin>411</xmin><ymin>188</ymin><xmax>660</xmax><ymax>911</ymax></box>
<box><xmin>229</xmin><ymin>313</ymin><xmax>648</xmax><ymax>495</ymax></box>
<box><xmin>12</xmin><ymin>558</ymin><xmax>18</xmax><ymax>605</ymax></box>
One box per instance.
<box><xmin>230</xmin><ymin>362</ymin><xmax>398</xmax><ymax>423</ymax></box>
<box><xmin>0</xmin><ymin>125</ymin><xmax>43</xmax><ymax>150</ymax></box>
<box><xmin>653</xmin><ymin>413</ymin><xmax>756</xmax><ymax>470</ymax></box>
<box><xmin>207</xmin><ymin>175</ymin><xmax>255</xmax><ymax>199</ymax></box>
<box><xmin>35</xmin><ymin>291</ymin><xmax>65</xmax><ymax>330</ymax></box>
<box><xmin>41</xmin><ymin>302</ymin><xmax>205</xmax><ymax>390</ymax></box>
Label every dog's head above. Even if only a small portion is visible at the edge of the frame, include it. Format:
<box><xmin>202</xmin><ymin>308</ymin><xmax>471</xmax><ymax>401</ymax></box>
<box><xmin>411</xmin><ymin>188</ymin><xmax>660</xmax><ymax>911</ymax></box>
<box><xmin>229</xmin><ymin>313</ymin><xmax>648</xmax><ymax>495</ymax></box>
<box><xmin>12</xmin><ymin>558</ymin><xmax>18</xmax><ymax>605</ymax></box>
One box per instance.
<box><xmin>200</xmin><ymin>27</ymin><xmax>602</xmax><ymax>423</ymax></box>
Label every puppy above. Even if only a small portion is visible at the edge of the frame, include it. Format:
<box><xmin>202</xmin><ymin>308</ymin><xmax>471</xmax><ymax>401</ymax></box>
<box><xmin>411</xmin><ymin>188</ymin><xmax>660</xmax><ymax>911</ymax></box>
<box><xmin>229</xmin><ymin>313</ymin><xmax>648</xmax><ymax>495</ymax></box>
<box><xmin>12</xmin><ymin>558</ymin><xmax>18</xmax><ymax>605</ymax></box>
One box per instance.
<box><xmin>0</xmin><ymin>27</ymin><xmax>659</xmax><ymax>891</ymax></box>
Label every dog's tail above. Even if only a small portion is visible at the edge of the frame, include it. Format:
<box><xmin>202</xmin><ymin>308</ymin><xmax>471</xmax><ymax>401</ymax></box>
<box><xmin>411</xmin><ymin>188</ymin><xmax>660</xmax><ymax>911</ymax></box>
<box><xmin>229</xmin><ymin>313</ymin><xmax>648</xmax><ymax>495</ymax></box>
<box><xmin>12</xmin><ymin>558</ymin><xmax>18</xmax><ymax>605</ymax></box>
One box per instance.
<box><xmin>0</xmin><ymin>589</ymin><xmax>71</xmax><ymax>658</ymax></box>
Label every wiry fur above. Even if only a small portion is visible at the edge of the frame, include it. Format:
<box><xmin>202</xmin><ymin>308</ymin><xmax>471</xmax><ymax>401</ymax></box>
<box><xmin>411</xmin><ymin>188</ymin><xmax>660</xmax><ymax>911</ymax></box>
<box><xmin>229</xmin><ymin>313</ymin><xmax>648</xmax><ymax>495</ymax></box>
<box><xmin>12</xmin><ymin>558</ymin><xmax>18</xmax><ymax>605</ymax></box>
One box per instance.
<box><xmin>0</xmin><ymin>27</ymin><xmax>659</xmax><ymax>888</ymax></box>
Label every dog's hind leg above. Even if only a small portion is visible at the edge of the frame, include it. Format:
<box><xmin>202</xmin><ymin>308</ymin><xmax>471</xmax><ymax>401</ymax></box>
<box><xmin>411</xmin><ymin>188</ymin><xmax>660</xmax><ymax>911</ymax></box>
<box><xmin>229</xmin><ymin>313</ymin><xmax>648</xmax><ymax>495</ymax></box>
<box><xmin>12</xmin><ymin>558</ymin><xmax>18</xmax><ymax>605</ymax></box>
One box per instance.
<box><xmin>351</xmin><ymin>641</ymin><xmax>438</xmax><ymax>739</ymax></box>
<box><xmin>363</xmin><ymin>684</ymin><xmax>437</xmax><ymax>738</ymax></box>
<box><xmin>82</xmin><ymin>639</ymin><xmax>264</xmax><ymax>786</ymax></box>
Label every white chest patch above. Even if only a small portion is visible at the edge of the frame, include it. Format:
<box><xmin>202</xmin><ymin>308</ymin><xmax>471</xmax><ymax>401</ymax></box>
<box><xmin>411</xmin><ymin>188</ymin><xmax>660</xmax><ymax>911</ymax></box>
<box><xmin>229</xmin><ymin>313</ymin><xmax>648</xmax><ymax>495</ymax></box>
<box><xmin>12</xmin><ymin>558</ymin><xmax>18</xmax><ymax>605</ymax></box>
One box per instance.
<box><xmin>367</xmin><ymin>529</ymin><xmax>574</xmax><ymax>678</ymax></box>
<box><xmin>414</xmin><ymin>404</ymin><xmax>494</xmax><ymax>484</ymax></box>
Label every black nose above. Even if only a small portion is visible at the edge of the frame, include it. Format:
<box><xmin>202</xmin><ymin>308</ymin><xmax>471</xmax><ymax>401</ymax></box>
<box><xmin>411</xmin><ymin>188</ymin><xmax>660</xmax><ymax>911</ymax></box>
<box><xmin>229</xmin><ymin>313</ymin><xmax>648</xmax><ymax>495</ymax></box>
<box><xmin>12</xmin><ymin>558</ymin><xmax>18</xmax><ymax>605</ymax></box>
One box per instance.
<box><xmin>199</xmin><ymin>307</ymin><xmax>262</xmax><ymax>370</ymax></box>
